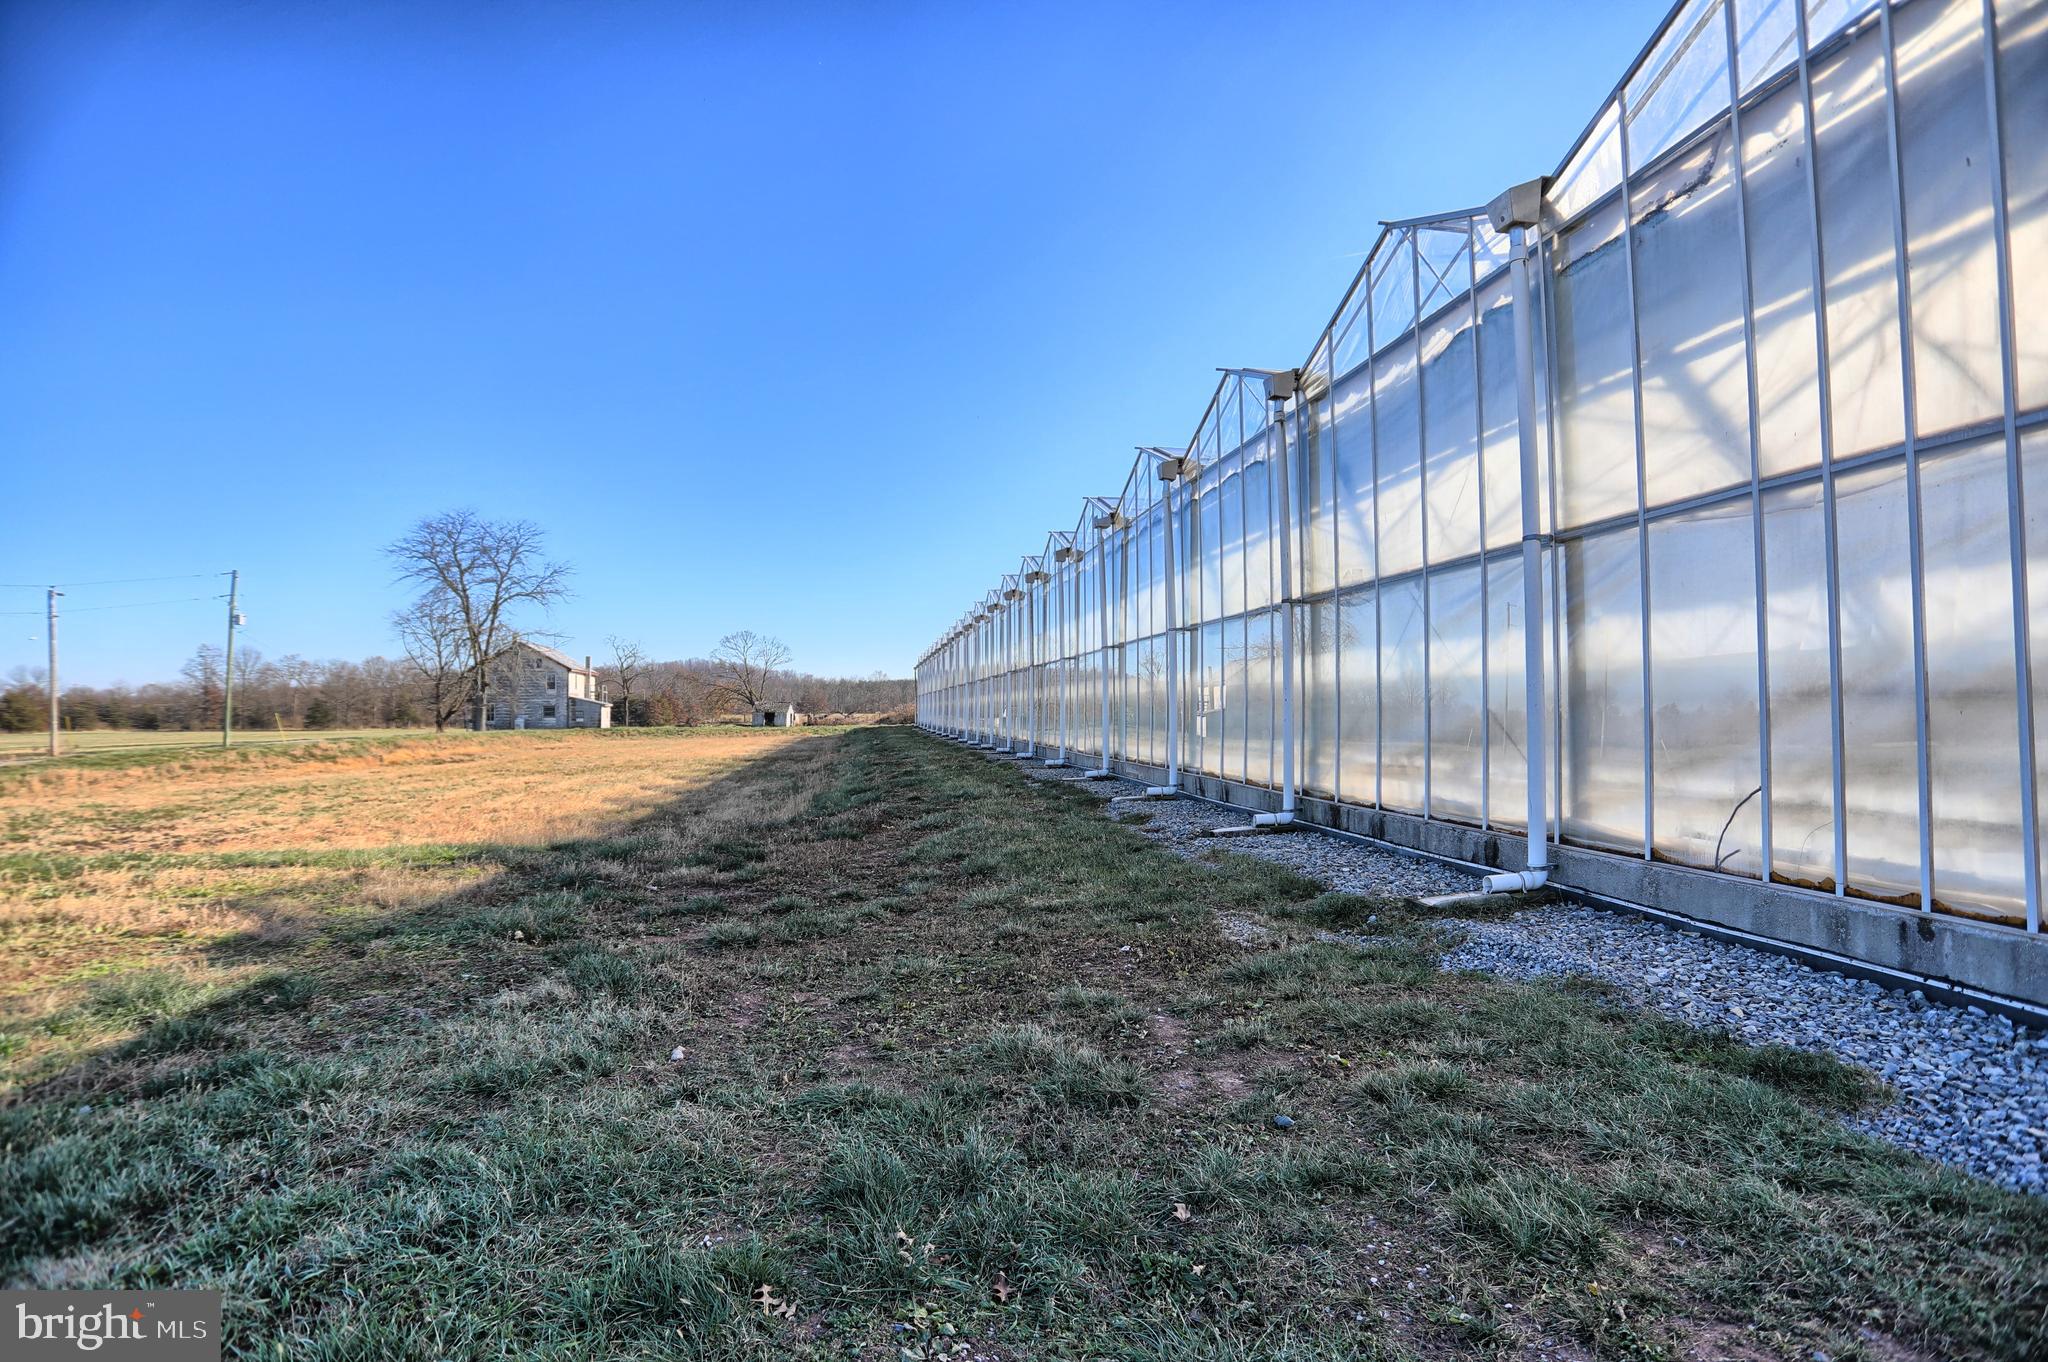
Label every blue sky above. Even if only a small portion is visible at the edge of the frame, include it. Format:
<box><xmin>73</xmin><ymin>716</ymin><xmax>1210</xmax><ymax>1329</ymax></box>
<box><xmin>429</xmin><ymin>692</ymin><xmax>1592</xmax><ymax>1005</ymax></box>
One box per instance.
<box><xmin>0</xmin><ymin>0</ymin><xmax>1657</xmax><ymax>686</ymax></box>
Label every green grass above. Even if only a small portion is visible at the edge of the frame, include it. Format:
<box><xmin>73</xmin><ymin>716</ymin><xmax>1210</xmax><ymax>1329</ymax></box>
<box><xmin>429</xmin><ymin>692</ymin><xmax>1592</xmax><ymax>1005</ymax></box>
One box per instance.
<box><xmin>2</xmin><ymin>727</ymin><xmax>2043</xmax><ymax>1360</ymax></box>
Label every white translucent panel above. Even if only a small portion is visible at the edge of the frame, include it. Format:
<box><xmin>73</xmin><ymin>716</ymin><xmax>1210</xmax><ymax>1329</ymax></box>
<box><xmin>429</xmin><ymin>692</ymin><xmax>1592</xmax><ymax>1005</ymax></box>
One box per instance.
<box><xmin>1375</xmin><ymin>336</ymin><xmax>1426</xmax><ymax>575</ymax></box>
<box><xmin>1153</xmin><ymin>641</ymin><xmax>1169</xmax><ymax>764</ymax></box>
<box><xmin>1223</xmin><ymin>617</ymin><xmax>1249</xmax><ymax>784</ymax></box>
<box><xmin>1331</xmin><ymin>364</ymin><xmax>1376</xmax><ymax>588</ymax></box>
<box><xmin>1089</xmin><ymin>647</ymin><xmax>1105</xmax><ymax>753</ymax></box>
<box><xmin>1283</xmin><ymin>414</ymin><xmax>1304</xmax><ymax>600</ymax></box>
<box><xmin>1552</xmin><ymin>198</ymin><xmax>1641</xmax><ymax>529</ymax></box>
<box><xmin>1811</xmin><ymin>21</ymin><xmax>1907</xmax><ymax>457</ymax></box>
<box><xmin>1371</xmin><ymin>233</ymin><xmax>1417</xmax><ymax>347</ymax></box>
<box><xmin>1625</xmin><ymin>0</ymin><xmax>1733</xmax><ymax>172</ymax></box>
<box><xmin>1920</xmin><ymin>435</ymin><xmax>2025</xmax><ymax>923</ymax></box>
<box><xmin>1739</xmin><ymin>77</ymin><xmax>1824</xmax><ymax>478</ymax></box>
<box><xmin>1119</xmin><ymin>642</ymin><xmax>1138</xmax><ymax>762</ymax></box>
<box><xmin>1633</xmin><ymin>121</ymin><xmax>1753</xmax><ymax>508</ymax></box>
<box><xmin>1302</xmin><ymin>599</ymin><xmax>1339</xmax><ymax>797</ymax></box>
<box><xmin>1302</xmin><ymin>378</ymin><xmax>1338</xmax><ymax>595</ymax></box>
<box><xmin>2000</xmin><ymin>0</ymin><xmax>2048</xmax><ymax>412</ymax></box>
<box><xmin>1562</xmin><ymin>528</ymin><xmax>1646</xmax><ymax>851</ymax></box>
<box><xmin>1337</xmin><ymin>588</ymin><xmax>1379</xmax><ymax>803</ymax></box>
<box><xmin>1197</xmin><ymin>473</ymin><xmax>1224</xmax><ymax>626</ymax></box>
<box><xmin>1219</xmin><ymin>457</ymin><xmax>1245</xmax><ymax>619</ymax></box>
<box><xmin>1246</xmin><ymin>611</ymin><xmax>1277</xmax><ymax>789</ymax></box>
<box><xmin>1896</xmin><ymin>0</ymin><xmax>2004</xmax><ymax>438</ymax></box>
<box><xmin>1417</xmin><ymin>227</ymin><xmax>1469</xmax><ymax>319</ymax></box>
<box><xmin>1077</xmin><ymin>649</ymin><xmax>1101</xmax><ymax>759</ymax></box>
<box><xmin>1478</xmin><ymin>276</ymin><xmax>1524</xmax><ymax>552</ymax></box>
<box><xmin>1054</xmin><ymin>664</ymin><xmax>1067</xmax><ymax>751</ymax></box>
<box><xmin>1057</xmin><ymin>656</ymin><xmax>1073</xmax><ymax>752</ymax></box>
<box><xmin>1129</xmin><ymin>517</ymin><xmax>1149</xmax><ymax>642</ymax></box>
<box><xmin>1428</xmin><ymin>564</ymin><xmax>1486</xmax><ymax>822</ymax></box>
<box><xmin>1736</xmin><ymin>0</ymin><xmax>1798</xmax><ymax>91</ymax></box>
<box><xmin>1025</xmin><ymin>664</ymin><xmax>1038</xmax><ymax>749</ymax></box>
<box><xmin>2027</xmin><ymin>425</ymin><xmax>2048</xmax><ymax>919</ymax></box>
<box><xmin>1552</xmin><ymin>100</ymin><xmax>1624</xmax><ymax>225</ymax></box>
<box><xmin>1807</xmin><ymin>0</ymin><xmax>1877</xmax><ymax>50</ymax></box>
<box><xmin>1195</xmin><ymin>623</ymin><xmax>1224</xmax><ymax>777</ymax></box>
<box><xmin>1178</xmin><ymin>631</ymin><xmax>1198</xmax><ymax>774</ymax></box>
<box><xmin>1243</xmin><ymin>454</ymin><xmax>1274</xmax><ymax>611</ymax></box>
<box><xmin>1648</xmin><ymin>500</ymin><xmax>1763</xmax><ymax>876</ymax></box>
<box><xmin>1379</xmin><ymin>577</ymin><xmax>1428</xmax><ymax>813</ymax></box>
<box><xmin>1131</xmin><ymin>640</ymin><xmax>1151</xmax><ymax>766</ymax></box>
<box><xmin>1832</xmin><ymin>457</ymin><xmax>1923</xmax><ymax>905</ymax></box>
<box><xmin>1422</xmin><ymin>300</ymin><xmax>1484</xmax><ymax>565</ymax></box>
<box><xmin>1485</xmin><ymin>554</ymin><xmax>1529</xmax><ymax>831</ymax></box>
<box><xmin>1147</xmin><ymin>510</ymin><xmax>1166</xmax><ymax>638</ymax></box>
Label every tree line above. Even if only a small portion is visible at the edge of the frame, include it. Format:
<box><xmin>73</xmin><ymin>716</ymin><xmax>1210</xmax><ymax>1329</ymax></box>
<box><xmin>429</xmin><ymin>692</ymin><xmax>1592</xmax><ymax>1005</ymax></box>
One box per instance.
<box><xmin>2</xmin><ymin>510</ymin><xmax>910</xmax><ymax>734</ymax></box>
<box><xmin>0</xmin><ymin>644</ymin><xmax>911</xmax><ymax>734</ymax></box>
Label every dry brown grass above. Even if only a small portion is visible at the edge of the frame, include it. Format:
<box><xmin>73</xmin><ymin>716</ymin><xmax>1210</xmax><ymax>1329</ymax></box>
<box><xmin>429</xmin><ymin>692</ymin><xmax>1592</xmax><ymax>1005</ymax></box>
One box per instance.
<box><xmin>0</xmin><ymin>728</ymin><xmax>815</xmax><ymax>1080</ymax></box>
<box><xmin>9</xmin><ymin>730</ymin><xmax>797</xmax><ymax>853</ymax></box>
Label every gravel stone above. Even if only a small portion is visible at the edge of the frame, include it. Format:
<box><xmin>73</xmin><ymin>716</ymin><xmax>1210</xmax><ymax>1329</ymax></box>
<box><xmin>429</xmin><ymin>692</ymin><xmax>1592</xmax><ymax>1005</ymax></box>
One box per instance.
<box><xmin>1018</xmin><ymin>765</ymin><xmax>1482</xmax><ymax>899</ymax></box>
<box><xmin>1438</xmin><ymin>904</ymin><xmax>2048</xmax><ymax>1196</ymax></box>
<box><xmin>987</xmin><ymin>745</ymin><xmax>2048</xmax><ymax>1196</ymax></box>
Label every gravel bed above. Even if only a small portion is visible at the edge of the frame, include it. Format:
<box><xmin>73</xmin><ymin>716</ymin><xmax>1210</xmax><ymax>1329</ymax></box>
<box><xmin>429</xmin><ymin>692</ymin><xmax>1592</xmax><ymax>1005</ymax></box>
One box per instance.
<box><xmin>1006</xmin><ymin>754</ymin><xmax>1479</xmax><ymax>898</ymax></box>
<box><xmin>979</xmin><ymin>745</ymin><xmax>2048</xmax><ymax>1195</ymax></box>
<box><xmin>1108</xmin><ymin>794</ymin><xmax>1482</xmax><ymax>899</ymax></box>
<box><xmin>1438</xmin><ymin>905</ymin><xmax>2048</xmax><ymax>1195</ymax></box>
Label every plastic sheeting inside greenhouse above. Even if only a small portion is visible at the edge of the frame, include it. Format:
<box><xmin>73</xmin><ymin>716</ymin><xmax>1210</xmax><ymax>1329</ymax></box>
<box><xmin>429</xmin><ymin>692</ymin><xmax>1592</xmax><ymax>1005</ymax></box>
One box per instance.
<box><xmin>917</xmin><ymin>0</ymin><xmax>2048</xmax><ymax>998</ymax></box>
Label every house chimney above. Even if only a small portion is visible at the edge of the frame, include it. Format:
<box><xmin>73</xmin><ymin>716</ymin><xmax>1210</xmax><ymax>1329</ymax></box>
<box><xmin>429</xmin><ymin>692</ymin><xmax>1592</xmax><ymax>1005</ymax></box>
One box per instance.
<box><xmin>584</xmin><ymin>655</ymin><xmax>591</xmax><ymax>672</ymax></box>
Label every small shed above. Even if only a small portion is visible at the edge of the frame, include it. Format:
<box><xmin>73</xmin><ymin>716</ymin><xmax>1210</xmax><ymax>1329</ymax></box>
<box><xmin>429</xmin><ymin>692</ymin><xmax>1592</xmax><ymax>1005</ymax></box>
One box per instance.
<box><xmin>753</xmin><ymin>704</ymin><xmax>802</xmax><ymax>728</ymax></box>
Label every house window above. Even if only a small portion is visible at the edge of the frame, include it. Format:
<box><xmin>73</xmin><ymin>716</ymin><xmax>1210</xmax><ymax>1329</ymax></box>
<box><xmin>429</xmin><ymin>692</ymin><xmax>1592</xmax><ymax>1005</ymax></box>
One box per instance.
<box><xmin>547</xmin><ymin>676</ymin><xmax>556</xmax><ymax>689</ymax></box>
<box><xmin>543</xmin><ymin>704</ymin><xmax>557</xmax><ymax>718</ymax></box>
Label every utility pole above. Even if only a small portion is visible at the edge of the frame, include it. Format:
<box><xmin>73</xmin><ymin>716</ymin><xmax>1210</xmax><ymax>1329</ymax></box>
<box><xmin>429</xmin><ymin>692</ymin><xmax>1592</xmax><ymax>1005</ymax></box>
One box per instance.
<box><xmin>46</xmin><ymin>587</ymin><xmax>60</xmax><ymax>758</ymax></box>
<box><xmin>222</xmin><ymin>569</ymin><xmax>240</xmax><ymax>748</ymax></box>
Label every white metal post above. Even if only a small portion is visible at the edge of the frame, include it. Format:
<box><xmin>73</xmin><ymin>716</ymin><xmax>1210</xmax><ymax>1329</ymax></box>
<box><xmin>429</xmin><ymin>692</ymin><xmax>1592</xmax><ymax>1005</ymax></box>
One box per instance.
<box><xmin>1978</xmin><ymin>0</ymin><xmax>2041</xmax><ymax>931</ymax></box>
<box><xmin>1088</xmin><ymin>507</ymin><xmax>1119</xmax><ymax>778</ymax></box>
<box><xmin>1793</xmin><ymin>0</ymin><xmax>1851</xmax><ymax>900</ymax></box>
<box><xmin>1274</xmin><ymin>388</ymin><xmax>1299</xmax><ymax>815</ymax></box>
<box><xmin>999</xmin><ymin>599</ymin><xmax>1013</xmax><ymax>752</ymax></box>
<box><xmin>999</xmin><ymin>602</ymin><xmax>1015</xmax><ymax>753</ymax></box>
<box><xmin>1056</xmin><ymin>546</ymin><xmax>1072</xmax><ymax>765</ymax></box>
<box><xmin>1171</xmin><ymin>473</ymin><xmax>1187</xmax><ymax>786</ymax></box>
<box><xmin>1511</xmin><ymin>223</ymin><xmax>1550</xmax><ymax>880</ymax></box>
<box><xmin>1023</xmin><ymin>569</ymin><xmax>1039</xmax><ymax>758</ymax></box>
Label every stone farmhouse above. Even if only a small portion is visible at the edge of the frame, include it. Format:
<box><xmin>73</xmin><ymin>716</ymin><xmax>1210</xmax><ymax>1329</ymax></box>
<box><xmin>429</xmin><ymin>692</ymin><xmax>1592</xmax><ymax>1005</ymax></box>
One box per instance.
<box><xmin>484</xmin><ymin>641</ymin><xmax>611</xmax><ymax>729</ymax></box>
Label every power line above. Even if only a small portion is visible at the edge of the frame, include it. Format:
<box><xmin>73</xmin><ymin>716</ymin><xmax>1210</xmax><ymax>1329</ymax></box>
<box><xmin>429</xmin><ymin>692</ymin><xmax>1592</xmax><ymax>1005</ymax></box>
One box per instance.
<box><xmin>0</xmin><ymin>572</ymin><xmax>232</xmax><ymax>590</ymax></box>
<box><xmin>0</xmin><ymin>593</ymin><xmax>228</xmax><ymax>617</ymax></box>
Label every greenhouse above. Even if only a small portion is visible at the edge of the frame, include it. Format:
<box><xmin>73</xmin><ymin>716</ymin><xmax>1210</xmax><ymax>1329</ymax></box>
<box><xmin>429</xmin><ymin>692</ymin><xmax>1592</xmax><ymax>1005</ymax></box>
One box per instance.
<box><xmin>916</xmin><ymin>0</ymin><xmax>2048</xmax><ymax>1006</ymax></box>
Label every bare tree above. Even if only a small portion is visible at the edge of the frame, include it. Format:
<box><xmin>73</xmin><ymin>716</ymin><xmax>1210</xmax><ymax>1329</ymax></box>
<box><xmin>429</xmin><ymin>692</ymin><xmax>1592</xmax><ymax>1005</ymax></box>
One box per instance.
<box><xmin>393</xmin><ymin>590</ymin><xmax>474</xmax><ymax>732</ymax></box>
<box><xmin>708</xmin><ymin>631</ymin><xmax>791</xmax><ymax>714</ymax></box>
<box><xmin>794</xmin><ymin>680</ymin><xmax>831</xmax><ymax>723</ymax></box>
<box><xmin>181</xmin><ymin>644</ymin><xmax>225</xmax><ymax>730</ymax></box>
<box><xmin>645</xmin><ymin>661</ymin><xmax>714</xmax><ymax>726</ymax></box>
<box><xmin>386</xmin><ymin>510</ymin><xmax>571</xmax><ymax>730</ymax></box>
<box><xmin>605</xmin><ymin>635</ymin><xmax>647</xmax><ymax>728</ymax></box>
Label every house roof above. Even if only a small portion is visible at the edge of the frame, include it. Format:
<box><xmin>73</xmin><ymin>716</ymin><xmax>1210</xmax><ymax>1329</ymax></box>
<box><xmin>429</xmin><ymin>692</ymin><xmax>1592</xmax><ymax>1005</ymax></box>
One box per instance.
<box><xmin>515</xmin><ymin>641</ymin><xmax>594</xmax><ymax>675</ymax></box>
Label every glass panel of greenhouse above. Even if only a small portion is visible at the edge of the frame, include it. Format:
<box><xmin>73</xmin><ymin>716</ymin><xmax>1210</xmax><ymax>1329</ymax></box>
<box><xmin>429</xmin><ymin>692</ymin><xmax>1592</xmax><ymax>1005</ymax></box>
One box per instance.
<box><xmin>915</xmin><ymin>0</ymin><xmax>2048</xmax><ymax>995</ymax></box>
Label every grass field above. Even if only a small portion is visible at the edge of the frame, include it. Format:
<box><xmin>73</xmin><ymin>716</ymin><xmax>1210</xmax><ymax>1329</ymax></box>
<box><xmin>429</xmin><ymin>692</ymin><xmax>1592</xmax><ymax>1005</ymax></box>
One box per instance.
<box><xmin>0</xmin><ymin>726</ymin><xmax>412</xmax><ymax>761</ymax></box>
<box><xmin>2</xmin><ymin>727</ymin><xmax>2044</xmax><ymax>1359</ymax></box>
